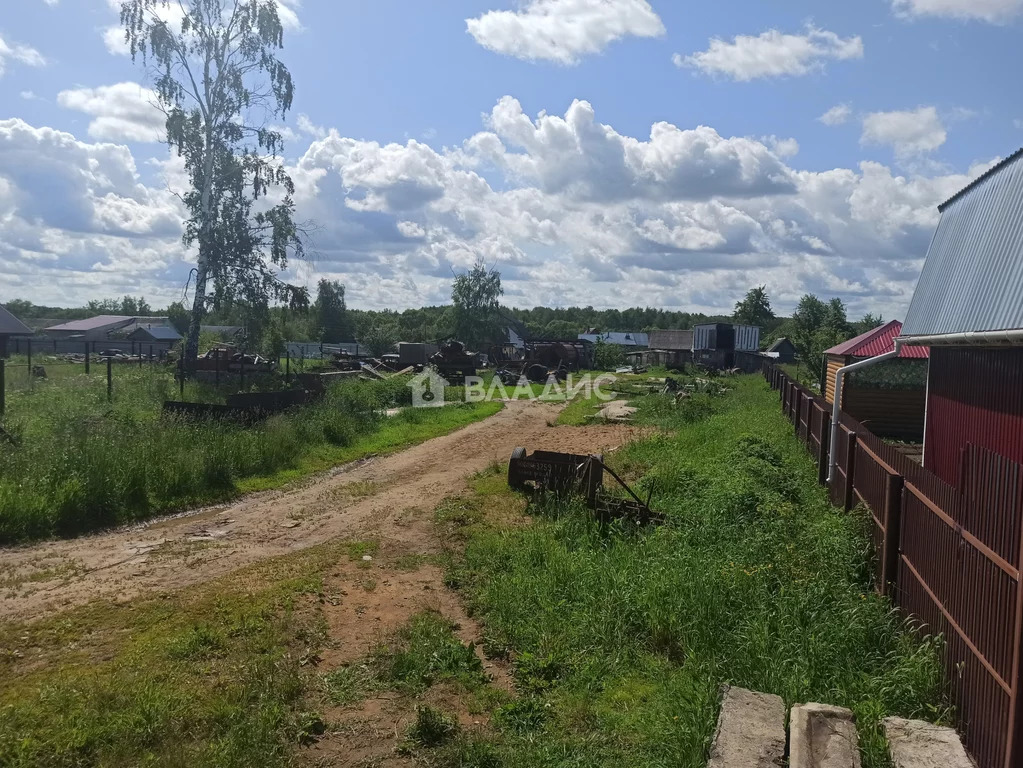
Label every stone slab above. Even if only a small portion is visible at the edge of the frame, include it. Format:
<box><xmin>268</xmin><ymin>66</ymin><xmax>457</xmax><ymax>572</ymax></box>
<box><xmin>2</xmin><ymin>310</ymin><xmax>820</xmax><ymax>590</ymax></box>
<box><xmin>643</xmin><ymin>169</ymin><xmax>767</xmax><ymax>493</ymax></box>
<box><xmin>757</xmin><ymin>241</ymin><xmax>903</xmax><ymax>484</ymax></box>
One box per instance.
<box><xmin>883</xmin><ymin>717</ymin><xmax>975</xmax><ymax>768</ymax></box>
<box><xmin>706</xmin><ymin>685</ymin><xmax>786</xmax><ymax>768</ymax></box>
<box><xmin>789</xmin><ymin>702</ymin><xmax>861</xmax><ymax>768</ymax></box>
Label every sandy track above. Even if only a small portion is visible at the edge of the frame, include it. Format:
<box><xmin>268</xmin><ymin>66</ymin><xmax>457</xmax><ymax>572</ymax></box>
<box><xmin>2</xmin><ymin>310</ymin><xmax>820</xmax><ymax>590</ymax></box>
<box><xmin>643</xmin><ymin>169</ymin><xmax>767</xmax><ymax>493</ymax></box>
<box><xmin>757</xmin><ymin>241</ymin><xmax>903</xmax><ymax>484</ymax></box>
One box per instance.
<box><xmin>0</xmin><ymin>401</ymin><xmax>643</xmax><ymax>622</ymax></box>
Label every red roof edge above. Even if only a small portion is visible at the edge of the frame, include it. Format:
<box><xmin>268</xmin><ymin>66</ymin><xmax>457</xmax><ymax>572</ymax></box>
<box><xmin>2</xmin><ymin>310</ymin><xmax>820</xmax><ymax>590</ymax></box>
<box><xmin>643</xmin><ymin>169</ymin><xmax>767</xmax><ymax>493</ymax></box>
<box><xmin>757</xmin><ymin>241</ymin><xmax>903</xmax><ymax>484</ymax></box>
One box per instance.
<box><xmin>825</xmin><ymin>320</ymin><xmax>929</xmax><ymax>359</ymax></box>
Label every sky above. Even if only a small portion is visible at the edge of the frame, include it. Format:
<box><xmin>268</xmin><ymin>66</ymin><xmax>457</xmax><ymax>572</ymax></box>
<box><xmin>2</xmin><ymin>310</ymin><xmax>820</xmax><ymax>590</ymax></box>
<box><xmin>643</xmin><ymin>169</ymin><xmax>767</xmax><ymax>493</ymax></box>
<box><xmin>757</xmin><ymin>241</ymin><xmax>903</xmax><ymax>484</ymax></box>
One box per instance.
<box><xmin>1</xmin><ymin>0</ymin><xmax>1021</xmax><ymax>318</ymax></box>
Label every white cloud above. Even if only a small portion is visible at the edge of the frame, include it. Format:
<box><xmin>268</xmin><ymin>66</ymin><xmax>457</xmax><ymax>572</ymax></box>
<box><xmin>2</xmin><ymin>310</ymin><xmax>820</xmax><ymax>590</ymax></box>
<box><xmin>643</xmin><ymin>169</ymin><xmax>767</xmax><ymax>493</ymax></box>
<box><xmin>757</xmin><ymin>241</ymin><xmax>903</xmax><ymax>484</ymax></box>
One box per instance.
<box><xmin>861</xmin><ymin>107</ymin><xmax>947</xmax><ymax>158</ymax></box>
<box><xmin>0</xmin><ymin>34</ymin><xmax>46</xmax><ymax>78</ymax></box>
<box><xmin>466</xmin><ymin>0</ymin><xmax>665</xmax><ymax>65</ymax></box>
<box><xmin>677</xmin><ymin>25</ymin><xmax>863</xmax><ymax>81</ymax></box>
<box><xmin>679</xmin><ymin>26</ymin><xmax>863</xmax><ymax>82</ymax></box>
<box><xmin>0</xmin><ymin>102</ymin><xmax>998</xmax><ymax>319</ymax></box>
<box><xmin>892</xmin><ymin>0</ymin><xmax>1023</xmax><ymax>23</ymax></box>
<box><xmin>819</xmin><ymin>104</ymin><xmax>853</xmax><ymax>126</ymax></box>
<box><xmin>103</xmin><ymin>0</ymin><xmax>301</xmax><ymax>55</ymax></box>
<box><xmin>296</xmin><ymin>114</ymin><xmax>327</xmax><ymax>139</ymax></box>
<box><xmin>57</xmin><ymin>82</ymin><xmax>166</xmax><ymax>143</ymax></box>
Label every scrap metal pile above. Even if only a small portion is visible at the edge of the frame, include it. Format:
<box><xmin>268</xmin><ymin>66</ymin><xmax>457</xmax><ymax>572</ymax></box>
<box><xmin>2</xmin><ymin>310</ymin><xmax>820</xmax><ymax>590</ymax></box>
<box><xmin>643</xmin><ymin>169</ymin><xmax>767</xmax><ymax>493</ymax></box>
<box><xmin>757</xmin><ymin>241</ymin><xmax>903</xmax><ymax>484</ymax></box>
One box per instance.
<box><xmin>507</xmin><ymin>447</ymin><xmax>663</xmax><ymax>526</ymax></box>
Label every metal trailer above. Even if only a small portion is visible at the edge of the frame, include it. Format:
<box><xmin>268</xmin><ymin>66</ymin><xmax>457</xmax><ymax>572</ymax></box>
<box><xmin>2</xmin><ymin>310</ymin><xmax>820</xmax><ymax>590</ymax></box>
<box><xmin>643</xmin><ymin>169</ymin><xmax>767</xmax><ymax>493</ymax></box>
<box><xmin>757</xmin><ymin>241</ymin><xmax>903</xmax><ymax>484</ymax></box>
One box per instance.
<box><xmin>507</xmin><ymin>448</ymin><xmax>663</xmax><ymax>526</ymax></box>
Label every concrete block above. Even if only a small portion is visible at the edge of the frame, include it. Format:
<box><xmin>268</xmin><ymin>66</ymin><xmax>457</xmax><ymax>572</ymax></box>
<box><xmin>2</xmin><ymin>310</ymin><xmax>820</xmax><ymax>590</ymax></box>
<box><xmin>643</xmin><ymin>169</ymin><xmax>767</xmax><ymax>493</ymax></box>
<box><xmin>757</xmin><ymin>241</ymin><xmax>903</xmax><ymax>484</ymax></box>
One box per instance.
<box><xmin>883</xmin><ymin>717</ymin><xmax>975</xmax><ymax>768</ymax></box>
<box><xmin>707</xmin><ymin>686</ymin><xmax>786</xmax><ymax>768</ymax></box>
<box><xmin>789</xmin><ymin>702</ymin><xmax>861</xmax><ymax>768</ymax></box>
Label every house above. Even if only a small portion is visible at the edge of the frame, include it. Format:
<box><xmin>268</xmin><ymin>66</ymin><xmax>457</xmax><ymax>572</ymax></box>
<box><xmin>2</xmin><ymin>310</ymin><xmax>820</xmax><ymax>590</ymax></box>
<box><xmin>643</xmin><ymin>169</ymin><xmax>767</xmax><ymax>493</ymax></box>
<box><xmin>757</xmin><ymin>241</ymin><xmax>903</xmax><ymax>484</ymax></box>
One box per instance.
<box><xmin>577</xmin><ymin>331</ymin><xmax>649</xmax><ymax>348</ymax></box>
<box><xmin>824</xmin><ymin>321</ymin><xmax>928</xmax><ymax>441</ymax></box>
<box><xmin>899</xmin><ymin>147</ymin><xmax>1023</xmax><ymax>485</ymax></box>
<box><xmin>43</xmin><ymin>315</ymin><xmax>169</xmax><ymax>340</ymax></box>
<box><xmin>0</xmin><ymin>305</ymin><xmax>32</xmax><ymax>358</ymax></box>
<box><xmin>765</xmin><ymin>337</ymin><xmax>796</xmax><ymax>363</ymax></box>
<box><xmin>128</xmin><ymin>325</ymin><xmax>182</xmax><ymax>344</ymax></box>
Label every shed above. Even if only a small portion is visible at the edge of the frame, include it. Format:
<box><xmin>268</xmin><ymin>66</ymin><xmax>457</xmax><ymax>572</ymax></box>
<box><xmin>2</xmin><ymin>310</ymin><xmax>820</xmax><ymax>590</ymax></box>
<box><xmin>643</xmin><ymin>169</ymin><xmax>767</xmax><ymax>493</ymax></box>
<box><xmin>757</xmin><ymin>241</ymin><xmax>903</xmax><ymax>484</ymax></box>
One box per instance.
<box><xmin>692</xmin><ymin>323</ymin><xmax>760</xmax><ymax>368</ymax></box>
<box><xmin>824</xmin><ymin>320</ymin><xmax>927</xmax><ymax>441</ymax></box>
<box><xmin>899</xmin><ymin>147</ymin><xmax>1023</xmax><ymax>485</ymax></box>
<box><xmin>128</xmin><ymin>325</ymin><xmax>182</xmax><ymax>343</ymax></box>
<box><xmin>766</xmin><ymin>337</ymin><xmax>796</xmax><ymax>363</ymax></box>
<box><xmin>0</xmin><ymin>305</ymin><xmax>32</xmax><ymax>358</ymax></box>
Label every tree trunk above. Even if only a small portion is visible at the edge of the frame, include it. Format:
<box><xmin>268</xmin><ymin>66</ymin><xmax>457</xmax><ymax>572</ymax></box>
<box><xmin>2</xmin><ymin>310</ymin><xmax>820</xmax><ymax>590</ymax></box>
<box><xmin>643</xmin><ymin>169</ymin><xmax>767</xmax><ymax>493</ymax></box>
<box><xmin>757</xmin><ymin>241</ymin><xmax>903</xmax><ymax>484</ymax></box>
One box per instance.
<box><xmin>183</xmin><ymin>260</ymin><xmax>209</xmax><ymax>372</ymax></box>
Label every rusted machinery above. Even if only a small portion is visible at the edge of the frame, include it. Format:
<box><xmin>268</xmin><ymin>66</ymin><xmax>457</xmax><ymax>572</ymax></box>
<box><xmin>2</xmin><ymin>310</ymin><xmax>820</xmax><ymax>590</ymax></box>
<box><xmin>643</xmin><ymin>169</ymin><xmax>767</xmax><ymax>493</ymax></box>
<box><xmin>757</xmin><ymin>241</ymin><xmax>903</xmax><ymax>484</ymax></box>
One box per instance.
<box><xmin>491</xmin><ymin>340</ymin><xmax>588</xmax><ymax>384</ymax></box>
<box><xmin>507</xmin><ymin>447</ymin><xmax>662</xmax><ymax>526</ymax></box>
<box><xmin>430</xmin><ymin>340</ymin><xmax>477</xmax><ymax>382</ymax></box>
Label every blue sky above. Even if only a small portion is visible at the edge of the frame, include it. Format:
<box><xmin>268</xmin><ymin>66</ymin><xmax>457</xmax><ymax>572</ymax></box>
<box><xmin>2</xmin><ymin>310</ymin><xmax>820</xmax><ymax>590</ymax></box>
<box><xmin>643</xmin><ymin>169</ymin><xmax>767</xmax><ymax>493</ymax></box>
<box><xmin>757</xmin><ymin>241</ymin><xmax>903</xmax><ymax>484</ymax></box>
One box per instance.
<box><xmin>1</xmin><ymin>0</ymin><xmax>1021</xmax><ymax>317</ymax></box>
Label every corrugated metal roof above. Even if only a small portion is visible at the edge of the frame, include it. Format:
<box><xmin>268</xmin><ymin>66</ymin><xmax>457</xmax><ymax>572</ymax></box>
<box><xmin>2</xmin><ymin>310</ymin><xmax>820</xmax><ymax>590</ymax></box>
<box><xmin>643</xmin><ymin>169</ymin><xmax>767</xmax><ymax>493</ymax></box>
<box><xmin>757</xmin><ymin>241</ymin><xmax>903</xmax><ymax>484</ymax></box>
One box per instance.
<box><xmin>825</xmin><ymin>320</ymin><xmax>929</xmax><ymax>358</ymax></box>
<box><xmin>131</xmin><ymin>326</ymin><xmax>182</xmax><ymax>340</ymax></box>
<box><xmin>902</xmin><ymin>149</ymin><xmax>1023</xmax><ymax>338</ymax></box>
<box><xmin>648</xmin><ymin>329</ymin><xmax>693</xmax><ymax>350</ymax></box>
<box><xmin>578</xmin><ymin>332</ymin><xmax>649</xmax><ymax>347</ymax></box>
<box><xmin>45</xmin><ymin>315</ymin><xmax>138</xmax><ymax>332</ymax></box>
<box><xmin>0</xmin><ymin>305</ymin><xmax>32</xmax><ymax>336</ymax></box>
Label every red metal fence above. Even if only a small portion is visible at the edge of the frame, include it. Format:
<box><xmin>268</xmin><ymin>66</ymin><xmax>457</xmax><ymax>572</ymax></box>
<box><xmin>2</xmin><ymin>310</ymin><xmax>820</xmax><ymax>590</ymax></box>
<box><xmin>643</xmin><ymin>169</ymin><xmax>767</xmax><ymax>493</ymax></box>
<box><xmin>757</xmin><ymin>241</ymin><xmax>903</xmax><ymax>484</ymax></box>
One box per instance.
<box><xmin>763</xmin><ymin>362</ymin><xmax>1023</xmax><ymax>768</ymax></box>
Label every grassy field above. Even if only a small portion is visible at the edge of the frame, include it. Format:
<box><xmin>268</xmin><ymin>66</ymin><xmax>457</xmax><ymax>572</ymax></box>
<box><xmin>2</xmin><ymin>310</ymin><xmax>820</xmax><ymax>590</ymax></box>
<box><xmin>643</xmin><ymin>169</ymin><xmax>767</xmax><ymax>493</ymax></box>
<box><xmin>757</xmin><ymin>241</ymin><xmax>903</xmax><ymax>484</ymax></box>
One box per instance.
<box><xmin>0</xmin><ymin>372</ymin><xmax>949</xmax><ymax>768</ymax></box>
<box><xmin>0</xmin><ymin>366</ymin><xmax>500</xmax><ymax>544</ymax></box>
<box><xmin>444</xmin><ymin>374</ymin><xmax>948</xmax><ymax>767</ymax></box>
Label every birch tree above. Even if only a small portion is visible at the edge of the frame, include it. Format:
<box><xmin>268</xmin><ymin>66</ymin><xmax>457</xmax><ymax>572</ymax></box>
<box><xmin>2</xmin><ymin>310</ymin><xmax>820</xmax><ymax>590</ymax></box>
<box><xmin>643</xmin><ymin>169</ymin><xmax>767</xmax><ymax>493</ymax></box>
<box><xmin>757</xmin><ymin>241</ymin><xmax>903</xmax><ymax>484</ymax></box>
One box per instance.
<box><xmin>121</xmin><ymin>0</ymin><xmax>307</xmax><ymax>368</ymax></box>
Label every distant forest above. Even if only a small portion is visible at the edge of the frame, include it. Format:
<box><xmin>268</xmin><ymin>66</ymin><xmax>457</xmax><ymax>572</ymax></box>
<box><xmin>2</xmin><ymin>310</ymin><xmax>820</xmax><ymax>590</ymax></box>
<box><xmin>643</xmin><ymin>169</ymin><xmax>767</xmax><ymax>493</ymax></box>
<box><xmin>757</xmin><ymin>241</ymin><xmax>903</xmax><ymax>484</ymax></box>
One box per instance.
<box><xmin>3</xmin><ymin>283</ymin><xmax>875</xmax><ymax>365</ymax></box>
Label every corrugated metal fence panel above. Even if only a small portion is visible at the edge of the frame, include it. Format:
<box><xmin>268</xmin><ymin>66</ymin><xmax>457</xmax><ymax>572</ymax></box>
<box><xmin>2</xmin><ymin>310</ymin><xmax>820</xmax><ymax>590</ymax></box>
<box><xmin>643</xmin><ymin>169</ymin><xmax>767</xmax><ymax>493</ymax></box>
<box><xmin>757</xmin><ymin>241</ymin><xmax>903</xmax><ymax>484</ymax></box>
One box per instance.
<box><xmin>925</xmin><ymin>348</ymin><xmax>1023</xmax><ymax>487</ymax></box>
<box><xmin>764</xmin><ymin>362</ymin><xmax>1023</xmax><ymax>768</ymax></box>
<box><xmin>903</xmin><ymin>150</ymin><xmax>1023</xmax><ymax>338</ymax></box>
<box><xmin>733</xmin><ymin>325</ymin><xmax>760</xmax><ymax>352</ymax></box>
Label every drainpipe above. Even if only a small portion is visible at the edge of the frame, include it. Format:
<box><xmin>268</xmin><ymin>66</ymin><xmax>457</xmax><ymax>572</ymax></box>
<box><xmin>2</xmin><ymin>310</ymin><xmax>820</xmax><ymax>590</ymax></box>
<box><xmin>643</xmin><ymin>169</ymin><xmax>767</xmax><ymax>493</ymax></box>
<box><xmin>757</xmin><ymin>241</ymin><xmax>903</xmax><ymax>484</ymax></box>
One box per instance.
<box><xmin>827</xmin><ymin>338</ymin><xmax>903</xmax><ymax>484</ymax></box>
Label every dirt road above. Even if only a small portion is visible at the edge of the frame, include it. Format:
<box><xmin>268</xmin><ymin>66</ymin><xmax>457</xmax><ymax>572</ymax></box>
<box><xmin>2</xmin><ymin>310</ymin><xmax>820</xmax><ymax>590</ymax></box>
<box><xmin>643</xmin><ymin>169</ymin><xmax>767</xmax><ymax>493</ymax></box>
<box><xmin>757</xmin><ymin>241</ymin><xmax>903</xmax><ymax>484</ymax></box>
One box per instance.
<box><xmin>0</xmin><ymin>401</ymin><xmax>643</xmax><ymax>622</ymax></box>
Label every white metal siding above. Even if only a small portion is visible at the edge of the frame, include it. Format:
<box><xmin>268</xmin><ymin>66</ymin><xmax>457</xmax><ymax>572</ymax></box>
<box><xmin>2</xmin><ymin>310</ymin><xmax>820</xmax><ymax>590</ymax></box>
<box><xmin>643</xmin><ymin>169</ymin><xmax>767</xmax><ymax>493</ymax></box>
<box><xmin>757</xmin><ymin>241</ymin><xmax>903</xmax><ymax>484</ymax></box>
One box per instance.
<box><xmin>733</xmin><ymin>325</ymin><xmax>760</xmax><ymax>351</ymax></box>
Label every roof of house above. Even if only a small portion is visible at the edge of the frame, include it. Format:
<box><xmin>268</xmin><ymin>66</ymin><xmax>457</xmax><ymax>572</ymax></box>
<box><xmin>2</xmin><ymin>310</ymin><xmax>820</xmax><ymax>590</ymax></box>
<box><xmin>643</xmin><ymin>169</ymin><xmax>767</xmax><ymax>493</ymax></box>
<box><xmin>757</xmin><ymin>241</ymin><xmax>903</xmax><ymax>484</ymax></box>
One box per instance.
<box><xmin>648</xmin><ymin>329</ymin><xmax>693</xmax><ymax>350</ymax></box>
<box><xmin>825</xmin><ymin>321</ymin><xmax>929</xmax><ymax>359</ymax></box>
<box><xmin>44</xmin><ymin>315</ymin><xmax>144</xmax><ymax>332</ymax></box>
<box><xmin>578</xmin><ymin>331</ymin><xmax>649</xmax><ymax>347</ymax></box>
<box><xmin>903</xmin><ymin>149</ymin><xmax>1023</xmax><ymax>339</ymax></box>
<box><xmin>766</xmin><ymin>337</ymin><xmax>795</xmax><ymax>352</ymax></box>
<box><xmin>0</xmin><ymin>305</ymin><xmax>32</xmax><ymax>336</ymax></box>
<box><xmin>131</xmin><ymin>326</ymin><xmax>182</xmax><ymax>341</ymax></box>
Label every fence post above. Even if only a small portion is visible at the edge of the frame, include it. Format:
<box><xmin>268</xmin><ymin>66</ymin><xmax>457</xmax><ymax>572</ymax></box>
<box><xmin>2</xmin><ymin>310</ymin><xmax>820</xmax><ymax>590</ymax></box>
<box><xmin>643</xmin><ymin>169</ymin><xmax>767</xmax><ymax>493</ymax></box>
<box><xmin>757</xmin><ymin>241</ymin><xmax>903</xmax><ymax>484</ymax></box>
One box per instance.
<box><xmin>286</xmin><ymin>351</ymin><xmax>290</xmax><ymax>384</ymax></box>
<box><xmin>178</xmin><ymin>355</ymin><xmax>185</xmax><ymax>400</ymax></box>
<box><xmin>239</xmin><ymin>349</ymin><xmax>245</xmax><ymax>391</ymax></box>
<box><xmin>0</xmin><ymin>358</ymin><xmax>5</xmax><ymax>418</ymax></box>
<box><xmin>84</xmin><ymin>343</ymin><xmax>90</xmax><ymax>374</ymax></box>
<box><xmin>843</xmin><ymin>430</ymin><xmax>857</xmax><ymax>512</ymax></box>
<box><xmin>818</xmin><ymin>412</ymin><xmax>831</xmax><ymax>486</ymax></box>
<box><xmin>26</xmin><ymin>338</ymin><xmax>32</xmax><ymax>391</ymax></box>
<box><xmin>794</xmin><ymin>389</ymin><xmax>802</xmax><ymax>435</ymax></box>
<box><xmin>880</xmin><ymin>474</ymin><xmax>904</xmax><ymax>596</ymax></box>
<box><xmin>107</xmin><ymin>357</ymin><xmax>113</xmax><ymax>403</ymax></box>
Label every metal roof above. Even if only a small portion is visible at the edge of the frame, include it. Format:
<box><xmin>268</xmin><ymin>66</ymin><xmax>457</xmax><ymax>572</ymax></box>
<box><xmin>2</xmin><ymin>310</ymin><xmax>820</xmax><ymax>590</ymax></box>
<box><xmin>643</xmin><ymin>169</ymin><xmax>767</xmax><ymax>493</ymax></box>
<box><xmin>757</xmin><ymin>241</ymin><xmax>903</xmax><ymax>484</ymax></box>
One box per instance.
<box><xmin>45</xmin><ymin>315</ymin><xmax>140</xmax><ymax>332</ymax></box>
<box><xmin>648</xmin><ymin>329</ymin><xmax>693</xmax><ymax>350</ymax></box>
<box><xmin>902</xmin><ymin>149</ymin><xmax>1023</xmax><ymax>338</ymax></box>
<box><xmin>130</xmin><ymin>325</ymin><xmax>182</xmax><ymax>340</ymax></box>
<box><xmin>765</xmin><ymin>337</ymin><xmax>795</xmax><ymax>353</ymax></box>
<box><xmin>578</xmin><ymin>332</ymin><xmax>649</xmax><ymax>347</ymax></box>
<box><xmin>826</xmin><ymin>320</ymin><xmax>929</xmax><ymax>359</ymax></box>
<box><xmin>0</xmin><ymin>305</ymin><xmax>32</xmax><ymax>336</ymax></box>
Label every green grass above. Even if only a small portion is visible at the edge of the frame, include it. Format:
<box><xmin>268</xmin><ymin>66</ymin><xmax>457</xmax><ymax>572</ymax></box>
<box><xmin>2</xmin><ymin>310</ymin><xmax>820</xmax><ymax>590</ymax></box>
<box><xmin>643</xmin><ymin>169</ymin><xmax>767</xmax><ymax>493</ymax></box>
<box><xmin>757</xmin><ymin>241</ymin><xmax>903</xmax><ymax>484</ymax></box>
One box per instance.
<box><xmin>0</xmin><ymin>542</ymin><xmax>342</xmax><ymax>768</ymax></box>
<box><xmin>450</xmin><ymin>374</ymin><xmax>949</xmax><ymax>767</ymax></box>
<box><xmin>0</xmin><ymin>367</ymin><xmax>501</xmax><ymax>544</ymax></box>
